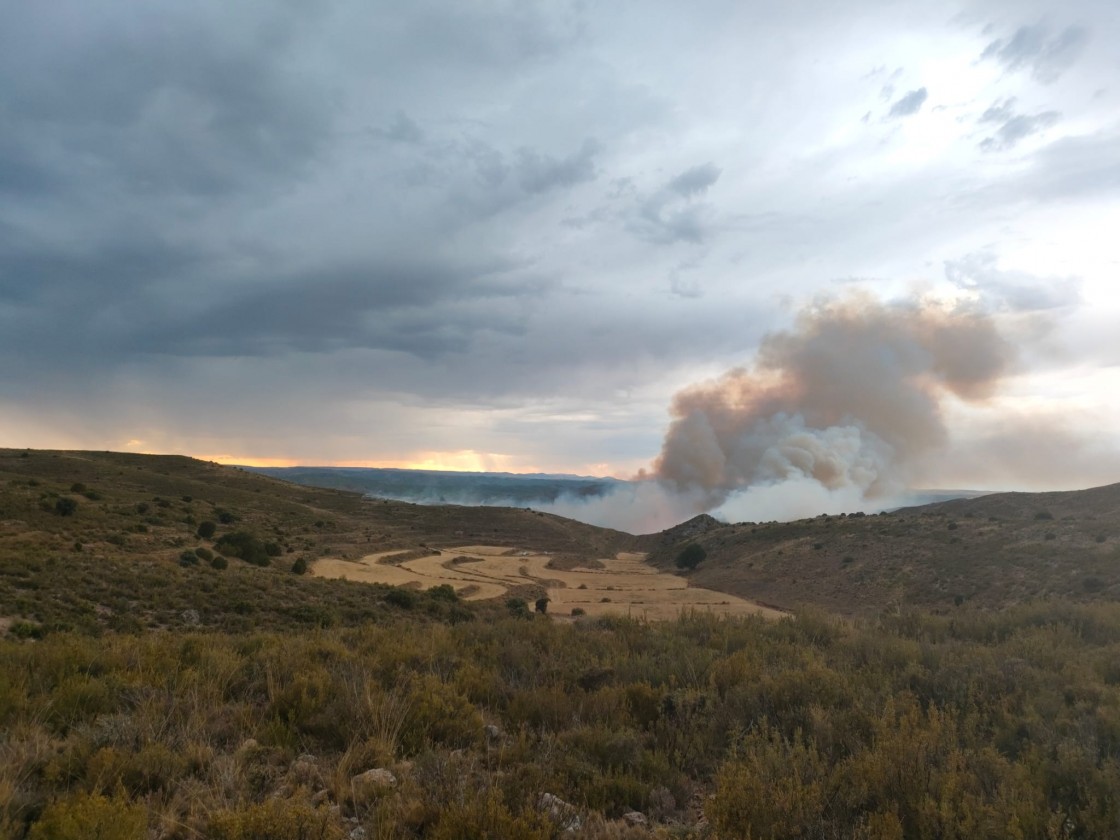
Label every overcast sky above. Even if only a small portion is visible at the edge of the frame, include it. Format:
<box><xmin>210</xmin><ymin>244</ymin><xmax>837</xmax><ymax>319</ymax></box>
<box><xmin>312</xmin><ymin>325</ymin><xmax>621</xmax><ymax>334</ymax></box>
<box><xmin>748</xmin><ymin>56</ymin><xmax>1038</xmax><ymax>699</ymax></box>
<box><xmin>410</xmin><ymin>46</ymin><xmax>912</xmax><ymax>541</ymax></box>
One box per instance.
<box><xmin>2</xmin><ymin>0</ymin><xmax>1119</xmax><ymax>488</ymax></box>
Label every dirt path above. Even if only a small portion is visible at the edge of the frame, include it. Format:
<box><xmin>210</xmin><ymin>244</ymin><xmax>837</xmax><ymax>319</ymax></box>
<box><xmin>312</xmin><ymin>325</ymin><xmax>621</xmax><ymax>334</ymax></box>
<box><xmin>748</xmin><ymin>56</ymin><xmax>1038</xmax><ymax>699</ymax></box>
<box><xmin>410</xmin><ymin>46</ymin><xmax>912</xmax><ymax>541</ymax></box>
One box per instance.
<box><xmin>312</xmin><ymin>545</ymin><xmax>783</xmax><ymax>620</ymax></box>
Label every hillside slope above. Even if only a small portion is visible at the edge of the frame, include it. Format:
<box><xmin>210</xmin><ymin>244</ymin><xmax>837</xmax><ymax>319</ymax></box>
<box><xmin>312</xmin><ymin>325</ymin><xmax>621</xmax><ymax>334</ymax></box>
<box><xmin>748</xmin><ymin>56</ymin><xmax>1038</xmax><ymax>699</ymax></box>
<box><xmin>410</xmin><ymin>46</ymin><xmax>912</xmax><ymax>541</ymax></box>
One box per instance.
<box><xmin>0</xmin><ymin>449</ymin><xmax>634</xmax><ymax>634</ymax></box>
<box><xmin>645</xmin><ymin>483</ymin><xmax>1120</xmax><ymax>614</ymax></box>
<box><xmin>6</xmin><ymin>448</ymin><xmax>1119</xmax><ymax>624</ymax></box>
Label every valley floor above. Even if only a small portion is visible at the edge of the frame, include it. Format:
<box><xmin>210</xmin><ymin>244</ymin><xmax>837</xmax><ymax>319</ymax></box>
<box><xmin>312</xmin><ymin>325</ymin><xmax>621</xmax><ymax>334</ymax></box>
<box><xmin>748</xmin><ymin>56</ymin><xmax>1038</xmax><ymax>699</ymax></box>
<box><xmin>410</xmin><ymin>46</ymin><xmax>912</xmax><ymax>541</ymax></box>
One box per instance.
<box><xmin>311</xmin><ymin>545</ymin><xmax>783</xmax><ymax>620</ymax></box>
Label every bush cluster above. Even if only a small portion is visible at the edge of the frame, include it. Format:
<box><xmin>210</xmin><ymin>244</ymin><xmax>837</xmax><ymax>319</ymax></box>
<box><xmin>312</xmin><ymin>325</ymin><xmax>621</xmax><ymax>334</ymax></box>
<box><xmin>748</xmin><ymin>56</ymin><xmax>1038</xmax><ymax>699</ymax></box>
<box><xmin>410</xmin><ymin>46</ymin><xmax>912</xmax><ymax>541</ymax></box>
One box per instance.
<box><xmin>3</xmin><ymin>601</ymin><xmax>1120</xmax><ymax>837</ymax></box>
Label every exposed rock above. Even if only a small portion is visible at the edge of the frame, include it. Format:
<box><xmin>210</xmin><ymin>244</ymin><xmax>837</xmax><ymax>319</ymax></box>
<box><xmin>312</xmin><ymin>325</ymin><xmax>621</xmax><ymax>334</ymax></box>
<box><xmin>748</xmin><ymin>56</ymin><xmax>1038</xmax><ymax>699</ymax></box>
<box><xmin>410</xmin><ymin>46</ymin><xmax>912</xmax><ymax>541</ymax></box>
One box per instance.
<box><xmin>539</xmin><ymin>793</ymin><xmax>582</xmax><ymax>833</ymax></box>
<box><xmin>351</xmin><ymin>768</ymin><xmax>397</xmax><ymax>802</ymax></box>
<box><xmin>484</xmin><ymin>724</ymin><xmax>503</xmax><ymax>742</ymax></box>
<box><xmin>349</xmin><ymin>829</ymin><xmax>367</xmax><ymax>840</ymax></box>
<box><xmin>622</xmin><ymin>811</ymin><xmax>648</xmax><ymax>827</ymax></box>
<box><xmin>310</xmin><ymin>789</ymin><xmax>331</xmax><ymax>807</ymax></box>
<box><xmin>180</xmin><ymin>609</ymin><xmax>200</xmax><ymax>626</ymax></box>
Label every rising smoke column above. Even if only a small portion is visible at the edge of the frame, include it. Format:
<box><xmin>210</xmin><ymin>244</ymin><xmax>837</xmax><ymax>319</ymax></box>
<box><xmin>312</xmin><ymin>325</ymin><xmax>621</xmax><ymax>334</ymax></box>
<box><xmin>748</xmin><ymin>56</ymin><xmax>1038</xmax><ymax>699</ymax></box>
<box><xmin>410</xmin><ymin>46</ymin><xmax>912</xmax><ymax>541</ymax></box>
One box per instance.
<box><xmin>654</xmin><ymin>295</ymin><xmax>1013</xmax><ymax>511</ymax></box>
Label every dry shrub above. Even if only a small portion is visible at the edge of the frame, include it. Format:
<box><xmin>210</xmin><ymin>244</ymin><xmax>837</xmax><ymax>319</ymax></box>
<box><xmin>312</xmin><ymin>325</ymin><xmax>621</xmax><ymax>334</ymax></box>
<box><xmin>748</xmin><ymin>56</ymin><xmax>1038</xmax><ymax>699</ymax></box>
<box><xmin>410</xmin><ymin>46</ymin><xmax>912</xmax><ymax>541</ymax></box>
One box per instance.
<box><xmin>207</xmin><ymin>799</ymin><xmax>344</xmax><ymax>840</ymax></box>
<box><xmin>427</xmin><ymin>788</ymin><xmax>550</xmax><ymax>840</ymax></box>
<box><xmin>28</xmin><ymin>791</ymin><xmax>146</xmax><ymax>840</ymax></box>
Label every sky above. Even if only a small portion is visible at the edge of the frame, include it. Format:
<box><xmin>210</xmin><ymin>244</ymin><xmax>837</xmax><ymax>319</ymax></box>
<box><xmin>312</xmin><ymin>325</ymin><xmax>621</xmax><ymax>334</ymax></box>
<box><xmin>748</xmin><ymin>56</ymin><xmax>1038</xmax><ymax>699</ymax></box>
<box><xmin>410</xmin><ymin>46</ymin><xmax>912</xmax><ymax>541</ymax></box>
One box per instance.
<box><xmin>2</xmin><ymin>0</ymin><xmax>1120</xmax><ymax>505</ymax></box>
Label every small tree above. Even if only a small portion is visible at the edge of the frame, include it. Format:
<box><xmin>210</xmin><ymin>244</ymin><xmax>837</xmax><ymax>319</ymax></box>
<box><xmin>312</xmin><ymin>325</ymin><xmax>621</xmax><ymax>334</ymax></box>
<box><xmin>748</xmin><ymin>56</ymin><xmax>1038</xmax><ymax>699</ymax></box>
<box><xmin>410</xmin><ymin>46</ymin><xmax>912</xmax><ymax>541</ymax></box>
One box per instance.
<box><xmin>675</xmin><ymin>543</ymin><xmax>706</xmax><ymax>570</ymax></box>
<box><xmin>197</xmin><ymin>521</ymin><xmax>217</xmax><ymax>539</ymax></box>
<box><xmin>55</xmin><ymin>497</ymin><xmax>78</xmax><ymax>517</ymax></box>
<box><xmin>535</xmin><ymin>597</ymin><xmax>550</xmax><ymax>614</ymax></box>
<box><xmin>291</xmin><ymin>557</ymin><xmax>308</xmax><ymax>575</ymax></box>
<box><xmin>430</xmin><ymin>584</ymin><xmax>459</xmax><ymax>602</ymax></box>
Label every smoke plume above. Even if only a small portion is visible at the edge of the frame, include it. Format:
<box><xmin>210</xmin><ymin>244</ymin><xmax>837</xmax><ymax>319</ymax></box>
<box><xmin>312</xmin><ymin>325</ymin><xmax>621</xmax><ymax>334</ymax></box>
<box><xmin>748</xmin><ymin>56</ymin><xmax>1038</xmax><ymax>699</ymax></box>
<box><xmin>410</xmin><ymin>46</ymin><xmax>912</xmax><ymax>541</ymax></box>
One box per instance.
<box><xmin>653</xmin><ymin>295</ymin><xmax>1013</xmax><ymax>514</ymax></box>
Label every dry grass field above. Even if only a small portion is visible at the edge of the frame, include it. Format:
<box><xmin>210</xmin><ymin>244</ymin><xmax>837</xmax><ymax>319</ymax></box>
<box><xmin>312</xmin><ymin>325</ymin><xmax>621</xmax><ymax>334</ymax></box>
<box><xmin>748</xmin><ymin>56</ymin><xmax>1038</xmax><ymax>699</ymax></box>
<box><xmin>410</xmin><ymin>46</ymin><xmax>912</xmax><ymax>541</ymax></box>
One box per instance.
<box><xmin>313</xmin><ymin>545</ymin><xmax>783</xmax><ymax>620</ymax></box>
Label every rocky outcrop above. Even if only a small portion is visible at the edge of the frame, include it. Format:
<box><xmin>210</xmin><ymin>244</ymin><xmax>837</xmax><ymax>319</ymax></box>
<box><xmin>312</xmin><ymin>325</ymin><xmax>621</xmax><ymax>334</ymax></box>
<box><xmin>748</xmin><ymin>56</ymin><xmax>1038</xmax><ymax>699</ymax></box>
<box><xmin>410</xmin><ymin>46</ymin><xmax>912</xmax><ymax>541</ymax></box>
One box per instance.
<box><xmin>351</xmin><ymin>768</ymin><xmax>397</xmax><ymax>803</ymax></box>
<box><xmin>539</xmin><ymin>792</ymin><xmax>582</xmax><ymax>833</ymax></box>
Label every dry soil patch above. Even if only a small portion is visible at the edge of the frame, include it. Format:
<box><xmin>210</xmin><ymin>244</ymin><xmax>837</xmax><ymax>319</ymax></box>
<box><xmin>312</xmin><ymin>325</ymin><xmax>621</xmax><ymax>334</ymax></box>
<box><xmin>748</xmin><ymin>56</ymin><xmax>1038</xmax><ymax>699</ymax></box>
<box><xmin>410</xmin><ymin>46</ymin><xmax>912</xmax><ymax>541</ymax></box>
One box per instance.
<box><xmin>314</xmin><ymin>545</ymin><xmax>782</xmax><ymax>619</ymax></box>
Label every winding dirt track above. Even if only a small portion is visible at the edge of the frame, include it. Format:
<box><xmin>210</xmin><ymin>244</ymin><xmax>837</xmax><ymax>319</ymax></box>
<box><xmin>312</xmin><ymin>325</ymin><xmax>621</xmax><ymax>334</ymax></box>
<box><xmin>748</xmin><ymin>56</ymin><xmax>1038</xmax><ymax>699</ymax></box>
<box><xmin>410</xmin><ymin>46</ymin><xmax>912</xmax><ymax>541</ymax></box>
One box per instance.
<box><xmin>312</xmin><ymin>546</ymin><xmax>783</xmax><ymax>621</ymax></box>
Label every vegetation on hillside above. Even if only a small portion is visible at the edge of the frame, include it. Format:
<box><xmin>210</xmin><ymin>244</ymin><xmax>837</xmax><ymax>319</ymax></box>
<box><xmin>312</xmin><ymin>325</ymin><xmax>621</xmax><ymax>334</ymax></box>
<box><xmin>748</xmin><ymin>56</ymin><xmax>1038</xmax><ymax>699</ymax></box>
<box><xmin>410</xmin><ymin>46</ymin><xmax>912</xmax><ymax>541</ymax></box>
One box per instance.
<box><xmin>6</xmin><ymin>603</ymin><xmax>1120</xmax><ymax>837</ymax></box>
<box><xmin>643</xmin><ymin>491</ymin><xmax>1120</xmax><ymax>614</ymax></box>
<box><xmin>6</xmin><ymin>450</ymin><xmax>1120</xmax><ymax>837</ymax></box>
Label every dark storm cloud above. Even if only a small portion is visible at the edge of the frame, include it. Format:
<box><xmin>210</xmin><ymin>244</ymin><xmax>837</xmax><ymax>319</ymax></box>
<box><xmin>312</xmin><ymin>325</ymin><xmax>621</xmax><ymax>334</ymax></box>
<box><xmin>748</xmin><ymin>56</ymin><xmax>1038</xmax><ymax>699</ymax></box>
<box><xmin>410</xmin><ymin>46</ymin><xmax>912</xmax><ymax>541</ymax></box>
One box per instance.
<box><xmin>980</xmin><ymin>23</ymin><xmax>1089</xmax><ymax>84</ymax></box>
<box><xmin>0</xmin><ymin>4</ymin><xmax>620</xmax><ymax>395</ymax></box>
<box><xmin>3</xmin><ymin>0</ymin><xmax>1119</xmax><ymax>477</ymax></box>
<box><xmin>888</xmin><ymin>88</ymin><xmax>928</xmax><ymax>118</ymax></box>
<box><xmin>161</xmin><ymin>261</ymin><xmax>543</xmax><ymax>358</ymax></box>
<box><xmin>0</xmin><ymin>5</ymin><xmax>330</xmax><ymax>201</ymax></box>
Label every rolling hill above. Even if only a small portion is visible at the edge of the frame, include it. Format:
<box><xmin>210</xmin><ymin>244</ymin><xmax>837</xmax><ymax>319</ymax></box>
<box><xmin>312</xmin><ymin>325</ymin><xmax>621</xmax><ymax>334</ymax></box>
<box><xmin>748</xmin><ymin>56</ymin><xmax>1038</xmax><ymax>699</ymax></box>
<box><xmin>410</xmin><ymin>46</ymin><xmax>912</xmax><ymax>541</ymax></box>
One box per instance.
<box><xmin>4</xmin><ymin>449</ymin><xmax>1119</xmax><ymax>630</ymax></box>
<box><xmin>643</xmin><ymin>484</ymin><xmax>1120</xmax><ymax>614</ymax></box>
<box><xmin>6</xmin><ymin>449</ymin><xmax>1120</xmax><ymax>838</ymax></box>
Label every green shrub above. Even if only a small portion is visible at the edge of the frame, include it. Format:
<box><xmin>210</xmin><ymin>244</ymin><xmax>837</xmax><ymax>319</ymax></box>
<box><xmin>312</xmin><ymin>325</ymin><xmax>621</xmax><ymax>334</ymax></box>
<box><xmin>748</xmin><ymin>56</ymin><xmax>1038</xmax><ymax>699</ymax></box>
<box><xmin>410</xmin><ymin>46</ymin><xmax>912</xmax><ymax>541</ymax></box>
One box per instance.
<box><xmin>675</xmin><ymin>543</ymin><xmax>706</xmax><ymax>570</ymax></box>
<box><xmin>208</xmin><ymin>799</ymin><xmax>343</xmax><ymax>840</ymax></box>
<box><xmin>291</xmin><ymin>557</ymin><xmax>308</xmax><ymax>575</ymax></box>
<box><xmin>197</xmin><ymin>521</ymin><xmax>217</xmax><ymax>539</ymax></box>
<box><xmin>29</xmin><ymin>792</ymin><xmax>146</xmax><ymax>840</ymax></box>
<box><xmin>386</xmin><ymin>588</ymin><xmax>419</xmax><ymax>609</ymax></box>
<box><xmin>429</xmin><ymin>584</ymin><xmax>459</xmax><ymax>602</ymax></box>
<box><xmin>215</xmin><ymin>532</ymin><xmax>270</xmax><ymax>566</ymax></box>
<box><xmin>506</xmin><ymin>598</ymin><xmax>531</xmax><ymax>619</ymax></box>
<box><xmin>428</xmin><ymin>790</ymin><xmax>549</xmax><ymax>840</ymax></box>
<box><xmin>210</xmin><ymin>555</ymin><xmax>228</xmax><ymax>570</ymax></box>
<box><xmin>55</xmin><ymin>497</ymin><xmax>78</xmax><ymax>517</ymax></box>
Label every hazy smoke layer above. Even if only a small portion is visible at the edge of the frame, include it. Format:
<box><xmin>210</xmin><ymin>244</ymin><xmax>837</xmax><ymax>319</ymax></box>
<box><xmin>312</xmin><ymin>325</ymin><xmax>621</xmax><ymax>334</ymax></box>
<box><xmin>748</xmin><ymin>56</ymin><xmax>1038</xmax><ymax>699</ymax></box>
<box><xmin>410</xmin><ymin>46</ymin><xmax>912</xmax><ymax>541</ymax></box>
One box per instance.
<box><xmin>654</xmin><ymin>295</ymin><xmax>1013</xmax><ymax>513</ymax></box>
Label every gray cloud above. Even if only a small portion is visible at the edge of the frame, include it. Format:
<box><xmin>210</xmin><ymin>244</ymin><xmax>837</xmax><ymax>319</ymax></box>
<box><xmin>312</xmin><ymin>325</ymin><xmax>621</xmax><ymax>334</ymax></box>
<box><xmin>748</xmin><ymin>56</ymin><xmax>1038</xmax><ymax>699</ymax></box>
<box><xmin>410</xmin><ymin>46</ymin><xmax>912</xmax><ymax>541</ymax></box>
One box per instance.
<box><xmin>0</xmin><ymin>8</ymin><xmax>331</xmax><ymax>203</ymax></box>
<box><xmin>667</xmin><ymin>163</ymin><xmax>722</xmax><ymax>197</ymax></box>
<box><xmin>888</xmin><ymin>87</ymin><xmax>928</xmax><ymax>118</ymax></box>
<box><xmin>1</xmin><ymin>0</ymin><xmax>1118</xmax><ymax>482</ymax></box>
<box><xmin>978</xmin><ymin>99</ymin><xmax>1061</xmax><ymax>151</ymax></box>
<box><xmin>516</xmin><ymin>139</ymin><xmax>601</xmax><ymax>193</ymax></box>
<box><xmin>944</xmin><ymin>251</ymin><xmax>1081</xmax><ymax>313</ymax></box>
<box><xmin>981</xmin><ymin>23</ymin><xmax>1089</xmax><ymax>84</ymax></box>
<box><xmin>622</xmin><ymin>164</ymin><xmax>725</xmax><ymax>244</ymax></box>
<box><xmin>379</xmin><ymin>111</ymin><xmax>425</xmax><ymax>144</ymax></box>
